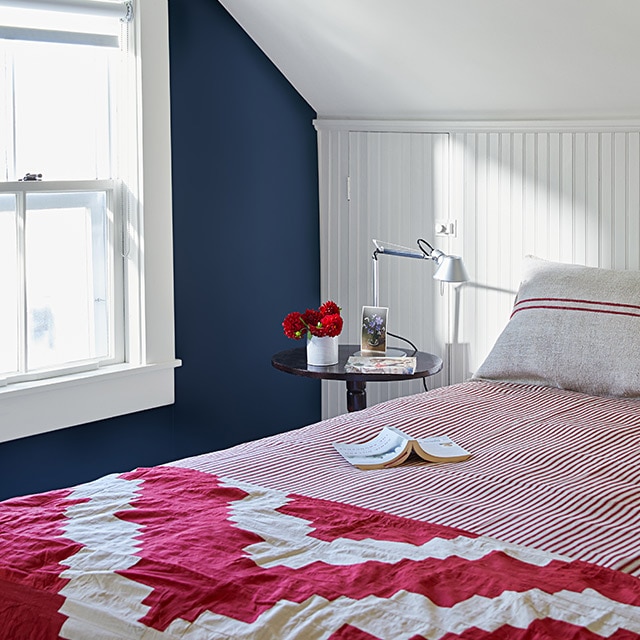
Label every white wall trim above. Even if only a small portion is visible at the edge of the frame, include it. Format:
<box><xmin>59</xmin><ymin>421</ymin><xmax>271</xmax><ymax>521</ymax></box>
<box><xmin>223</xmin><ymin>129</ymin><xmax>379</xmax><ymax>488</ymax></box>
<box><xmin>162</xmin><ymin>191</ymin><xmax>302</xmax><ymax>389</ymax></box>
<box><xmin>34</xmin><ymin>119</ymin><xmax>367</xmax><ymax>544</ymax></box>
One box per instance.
<box><xmin>314</xmin><ymin>118</ymin><xmax>640</xmax><ymax>134</ymax></box>
<box><xmin>135</xmin><ymin>0</ymin><xmax>176</xmax><ymax>367</ymax></box>
<box><xmin>0</xmin><ymin>361</ymin><xmax>180</xmax><ymax>443</ymax></box>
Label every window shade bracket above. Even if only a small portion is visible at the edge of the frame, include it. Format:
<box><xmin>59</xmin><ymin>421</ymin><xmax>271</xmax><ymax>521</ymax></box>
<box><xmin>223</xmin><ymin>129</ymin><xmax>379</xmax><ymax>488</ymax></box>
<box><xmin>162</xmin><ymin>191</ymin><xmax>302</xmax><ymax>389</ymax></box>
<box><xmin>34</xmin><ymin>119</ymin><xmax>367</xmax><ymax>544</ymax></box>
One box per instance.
<box><xmin>122</xmin><ymin>0</ymin><xmax>132</xmax><ymax>23</ymax></box>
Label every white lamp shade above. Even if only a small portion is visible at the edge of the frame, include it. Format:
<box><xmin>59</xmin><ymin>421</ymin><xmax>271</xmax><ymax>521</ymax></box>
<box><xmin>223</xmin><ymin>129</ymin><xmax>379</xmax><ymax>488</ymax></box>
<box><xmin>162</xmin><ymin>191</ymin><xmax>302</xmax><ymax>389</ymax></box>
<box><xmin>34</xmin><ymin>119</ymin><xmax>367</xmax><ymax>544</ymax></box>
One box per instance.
<box><xmin>433</xmin><ymin>255</ymin><xmax>469</xmax><ymax>282</ymax></box>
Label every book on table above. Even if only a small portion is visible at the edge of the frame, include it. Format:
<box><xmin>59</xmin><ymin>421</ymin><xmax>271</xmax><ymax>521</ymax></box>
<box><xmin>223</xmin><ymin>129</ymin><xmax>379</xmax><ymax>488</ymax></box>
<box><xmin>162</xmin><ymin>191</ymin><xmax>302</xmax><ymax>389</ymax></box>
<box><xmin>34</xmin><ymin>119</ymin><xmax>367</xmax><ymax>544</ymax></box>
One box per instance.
<box><xmin>345</xmin><ymin>355</ymin><xmax>417</xmax><ymax>374</ymax></box>
<box><xmin>333</xmin><ymin>426</ymin><xmax>471</xmax><ymax>470</ymax></box>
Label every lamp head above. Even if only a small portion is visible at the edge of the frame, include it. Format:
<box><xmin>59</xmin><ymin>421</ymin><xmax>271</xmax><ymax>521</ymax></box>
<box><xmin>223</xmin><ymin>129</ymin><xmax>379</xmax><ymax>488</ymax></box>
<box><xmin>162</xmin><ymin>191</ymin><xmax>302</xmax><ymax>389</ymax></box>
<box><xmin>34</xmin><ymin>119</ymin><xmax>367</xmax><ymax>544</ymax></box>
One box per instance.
<box><xmin>433</xmin><ymin>254</ymin><xmax>469</xmax><ymax>282</ymax></box>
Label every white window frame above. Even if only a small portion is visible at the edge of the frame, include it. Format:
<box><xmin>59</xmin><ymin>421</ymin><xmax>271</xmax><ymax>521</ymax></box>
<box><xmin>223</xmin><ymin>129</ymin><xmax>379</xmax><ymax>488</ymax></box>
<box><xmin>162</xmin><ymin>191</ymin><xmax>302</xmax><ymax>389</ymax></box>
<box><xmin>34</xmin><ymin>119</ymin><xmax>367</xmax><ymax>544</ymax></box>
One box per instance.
<box><xmin>0</xmin><ymin>179</ymin><xmax>122</xmax><ymax>380</ymax></box>
<box><xmin>0</xmin><ymin>0</ymin><xmax>179</xmax><ymax>443</ymax></box>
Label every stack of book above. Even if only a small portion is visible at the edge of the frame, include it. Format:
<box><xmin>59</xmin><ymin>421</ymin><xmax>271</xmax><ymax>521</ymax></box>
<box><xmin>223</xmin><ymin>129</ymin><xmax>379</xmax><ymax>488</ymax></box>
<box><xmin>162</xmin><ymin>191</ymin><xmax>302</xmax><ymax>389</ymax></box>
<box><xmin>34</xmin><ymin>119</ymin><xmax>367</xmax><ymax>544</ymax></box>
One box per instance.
<box><xmin>345</xmin><ymin>355</ymin><xmax>417</xmax><ymax>375</ymax></box>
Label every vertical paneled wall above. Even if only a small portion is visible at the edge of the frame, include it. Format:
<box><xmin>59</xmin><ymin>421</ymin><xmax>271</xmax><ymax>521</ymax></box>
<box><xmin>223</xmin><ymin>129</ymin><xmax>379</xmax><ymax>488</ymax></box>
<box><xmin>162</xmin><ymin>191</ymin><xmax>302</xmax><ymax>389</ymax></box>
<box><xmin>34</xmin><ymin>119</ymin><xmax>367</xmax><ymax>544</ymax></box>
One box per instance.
<box><xmin>318</xmin><ymin>122</ymin><xmax>640</xmax><ymax>418</ymax></box>
<box><xmin>318</xmin><ymin>128</ymin><xmax>450</xmax><ymax>417</ymax></box>
<box><xmin>449</xmin><ymin>130</ymin><xmax>640</xmax><ymax>380</ymax></box>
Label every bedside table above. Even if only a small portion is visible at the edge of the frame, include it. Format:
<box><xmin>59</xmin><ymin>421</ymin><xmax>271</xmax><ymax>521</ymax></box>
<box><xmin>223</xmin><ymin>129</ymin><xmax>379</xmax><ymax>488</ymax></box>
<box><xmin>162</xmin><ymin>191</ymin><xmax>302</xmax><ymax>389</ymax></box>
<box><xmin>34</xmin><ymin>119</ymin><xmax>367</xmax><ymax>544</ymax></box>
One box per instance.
<box><xmin>271</xmin><ymin>343</ymin><xmax>443</xmax><ymax>412</ymax></box>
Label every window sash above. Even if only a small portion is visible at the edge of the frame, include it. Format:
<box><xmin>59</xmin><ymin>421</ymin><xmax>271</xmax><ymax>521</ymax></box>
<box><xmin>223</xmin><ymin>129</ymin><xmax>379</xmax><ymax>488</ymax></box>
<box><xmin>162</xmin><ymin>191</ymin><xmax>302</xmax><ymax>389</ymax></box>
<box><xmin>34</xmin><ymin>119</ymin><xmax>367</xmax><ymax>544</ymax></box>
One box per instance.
<box><xmin>0</xmin><ymin>179</ymin><xmax>123</xmax><ymax>386</ymax></box>
<box><xmin>1</xmin><ymin>30</ymin><xmax>117</xmax><ymax>181</ymax></box>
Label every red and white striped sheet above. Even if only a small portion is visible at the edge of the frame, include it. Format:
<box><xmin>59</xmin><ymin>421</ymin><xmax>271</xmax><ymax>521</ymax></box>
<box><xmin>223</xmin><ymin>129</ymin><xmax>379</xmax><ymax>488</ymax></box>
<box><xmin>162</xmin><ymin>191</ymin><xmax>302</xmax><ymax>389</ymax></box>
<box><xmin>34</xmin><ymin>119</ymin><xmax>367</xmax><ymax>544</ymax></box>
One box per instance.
<box><xmin>174</xmin><ymin>380</ymin><xmax>640</xmax><ymax>576</ymax></box>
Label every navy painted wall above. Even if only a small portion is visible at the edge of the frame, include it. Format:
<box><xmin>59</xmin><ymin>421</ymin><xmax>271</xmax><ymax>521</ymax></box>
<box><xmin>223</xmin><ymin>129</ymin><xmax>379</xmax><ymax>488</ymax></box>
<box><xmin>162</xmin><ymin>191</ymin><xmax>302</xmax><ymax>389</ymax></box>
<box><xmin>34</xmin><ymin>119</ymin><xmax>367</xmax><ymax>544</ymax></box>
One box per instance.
<box><xmin>0</xmin><ymin>0</ymin><xmax>321</xmax><ymax>501</ymax></box>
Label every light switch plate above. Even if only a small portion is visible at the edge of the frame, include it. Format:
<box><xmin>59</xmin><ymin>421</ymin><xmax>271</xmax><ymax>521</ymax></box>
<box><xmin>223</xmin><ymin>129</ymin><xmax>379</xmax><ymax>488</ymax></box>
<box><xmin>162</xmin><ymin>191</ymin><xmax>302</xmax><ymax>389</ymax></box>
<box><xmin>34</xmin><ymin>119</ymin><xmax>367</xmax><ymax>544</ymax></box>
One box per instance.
<box><xmin>435</xmin><ymin>220</ymin><xmax>457</xmax><ymax>237</ymax></box>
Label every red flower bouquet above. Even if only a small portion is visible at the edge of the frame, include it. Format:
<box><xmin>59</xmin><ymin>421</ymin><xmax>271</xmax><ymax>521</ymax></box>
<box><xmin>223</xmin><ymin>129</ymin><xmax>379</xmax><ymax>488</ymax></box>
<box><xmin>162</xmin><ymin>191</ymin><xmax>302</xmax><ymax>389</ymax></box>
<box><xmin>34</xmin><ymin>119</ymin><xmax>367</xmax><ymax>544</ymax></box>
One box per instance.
<box><xmin>282</xmin><ymin>300</ymin><xmax>343</xmax><ymax>340</ymax></box>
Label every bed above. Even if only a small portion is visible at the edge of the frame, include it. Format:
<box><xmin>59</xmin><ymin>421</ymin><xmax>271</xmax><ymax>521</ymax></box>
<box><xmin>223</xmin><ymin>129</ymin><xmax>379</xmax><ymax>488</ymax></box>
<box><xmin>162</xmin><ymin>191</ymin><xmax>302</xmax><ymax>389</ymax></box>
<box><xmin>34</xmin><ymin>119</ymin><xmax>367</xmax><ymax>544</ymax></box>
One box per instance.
<box><xmin>2</xmin><ymin>257</ymin><xmax>640</xmax><ymax>639</ymax></box>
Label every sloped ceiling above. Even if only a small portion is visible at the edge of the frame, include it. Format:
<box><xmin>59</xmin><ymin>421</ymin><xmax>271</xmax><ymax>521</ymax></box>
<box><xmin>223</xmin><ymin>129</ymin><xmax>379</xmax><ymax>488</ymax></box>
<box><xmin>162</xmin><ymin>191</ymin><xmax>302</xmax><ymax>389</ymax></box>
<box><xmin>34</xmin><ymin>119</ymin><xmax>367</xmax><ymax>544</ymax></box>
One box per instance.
<box><xmin>218</xmin><ymin>0</ymin><xmax>640</xmax><ymax>120</ymax></box>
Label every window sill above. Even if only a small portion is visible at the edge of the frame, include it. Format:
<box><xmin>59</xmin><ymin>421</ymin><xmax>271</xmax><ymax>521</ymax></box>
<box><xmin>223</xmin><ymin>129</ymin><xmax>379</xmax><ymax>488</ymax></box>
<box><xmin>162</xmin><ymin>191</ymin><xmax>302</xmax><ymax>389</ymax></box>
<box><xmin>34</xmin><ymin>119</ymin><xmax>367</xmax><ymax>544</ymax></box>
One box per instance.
<box><xmin>0</xmin><ymin>360</ymin><xmax>181</xmax><ymax>443</ymax></box>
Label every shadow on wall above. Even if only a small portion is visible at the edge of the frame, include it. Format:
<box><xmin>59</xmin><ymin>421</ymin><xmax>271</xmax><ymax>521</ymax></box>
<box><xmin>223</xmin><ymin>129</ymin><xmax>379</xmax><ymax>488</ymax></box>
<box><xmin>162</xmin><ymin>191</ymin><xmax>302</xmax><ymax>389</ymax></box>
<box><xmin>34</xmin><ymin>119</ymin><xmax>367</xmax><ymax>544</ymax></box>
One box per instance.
<box><xmin>447</xmin><ymin>281</ymin><xmax>517</xmax><ymax>385</ymax></box>
<box><xmin>449</xmin><ymin>131</ymin><xmax>640</xmax><ymax>377</ymax></box>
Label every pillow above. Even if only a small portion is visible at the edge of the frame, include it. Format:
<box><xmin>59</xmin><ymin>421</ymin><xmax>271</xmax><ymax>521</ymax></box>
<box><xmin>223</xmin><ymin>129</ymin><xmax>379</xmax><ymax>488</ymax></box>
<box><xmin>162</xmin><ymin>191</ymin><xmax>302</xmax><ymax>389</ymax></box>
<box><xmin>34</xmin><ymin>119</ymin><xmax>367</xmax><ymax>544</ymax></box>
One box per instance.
<box><xmin>473</xmin><ymin>256</ymin><xmax>640</xmax><ymax>397</ymax></box>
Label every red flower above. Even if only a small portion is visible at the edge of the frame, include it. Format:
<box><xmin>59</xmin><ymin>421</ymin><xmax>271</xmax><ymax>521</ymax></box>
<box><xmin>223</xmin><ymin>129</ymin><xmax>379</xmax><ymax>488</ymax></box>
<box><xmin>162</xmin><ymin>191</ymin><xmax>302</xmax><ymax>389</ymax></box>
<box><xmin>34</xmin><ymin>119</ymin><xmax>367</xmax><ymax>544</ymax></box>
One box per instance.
<box><xmin>321</xmin><ymin>313</ymin><xmax>343</xmax><ymax>337</ymax></box>
<box><xmin>282</xmin><ymin>301</ymin><xmax>343</xmax><ymax>340</ymax></box>
<box><xmin>301</xmin><ymin>308</ymin><xmax>321</xmax><ymax>328</ymax></box>
<box><xmin>320</xmin><ymin>300</ymin><xmax>340</xmax><ymax>316</ymax></box>
<box><xmin>282</xmin><ymin>311</ymin><xmax>305</xmax><ymax>339</ymax></box>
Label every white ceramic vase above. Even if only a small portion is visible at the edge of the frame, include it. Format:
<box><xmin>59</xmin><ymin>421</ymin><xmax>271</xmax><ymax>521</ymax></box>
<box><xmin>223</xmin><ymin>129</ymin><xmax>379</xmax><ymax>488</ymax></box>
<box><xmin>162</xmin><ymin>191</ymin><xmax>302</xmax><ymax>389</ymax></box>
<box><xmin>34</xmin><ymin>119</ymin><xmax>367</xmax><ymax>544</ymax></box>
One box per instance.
<box><xmin>306</xmin><ymin>335</ymin><xmax>339</xmax><ymax>366</ymax></box>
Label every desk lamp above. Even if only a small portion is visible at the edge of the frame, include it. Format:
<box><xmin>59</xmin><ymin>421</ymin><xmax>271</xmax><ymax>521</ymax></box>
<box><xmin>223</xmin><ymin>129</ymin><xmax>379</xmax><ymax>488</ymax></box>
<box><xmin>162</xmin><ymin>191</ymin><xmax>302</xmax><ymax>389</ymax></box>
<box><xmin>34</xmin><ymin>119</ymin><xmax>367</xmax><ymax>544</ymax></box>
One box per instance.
<box><xmin>370</xmin><ymin>238</ymin><xmax>469</xmax><ymax>356</ymax></box>
<box><xmin>372</xmin><ymin>238</ymin><xmax>469</xmax><ymax>306</ymax></box>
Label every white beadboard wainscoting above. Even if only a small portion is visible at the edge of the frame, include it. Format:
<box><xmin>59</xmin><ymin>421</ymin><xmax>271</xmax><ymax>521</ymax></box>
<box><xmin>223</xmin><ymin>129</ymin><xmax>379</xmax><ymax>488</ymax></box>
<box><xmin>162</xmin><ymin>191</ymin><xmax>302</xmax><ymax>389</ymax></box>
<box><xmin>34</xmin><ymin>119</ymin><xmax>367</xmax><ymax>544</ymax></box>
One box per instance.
<box><xmin>316</xmin><ymin>120</ymin><xmax>640</xmax><ymax>419</ymax></box>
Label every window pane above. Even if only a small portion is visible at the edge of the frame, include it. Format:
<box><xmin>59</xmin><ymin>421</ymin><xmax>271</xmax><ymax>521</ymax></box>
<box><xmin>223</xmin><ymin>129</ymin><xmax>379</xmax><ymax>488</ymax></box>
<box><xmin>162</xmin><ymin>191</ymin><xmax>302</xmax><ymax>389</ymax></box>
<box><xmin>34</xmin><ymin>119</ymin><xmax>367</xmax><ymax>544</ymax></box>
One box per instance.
<box><xmin>25</xmin><ymin>191</ymin><xmax>110</xmax><ymax>370</ymax></box>
<box><xmin>10</xmin><ymin>40</ymin><xmax>113</xmax><ymax>181</ymax></box>
<box><xmin>0</xmin><ymin>194</ymin><xmax>18</xmax><ymax>376</ymax></box>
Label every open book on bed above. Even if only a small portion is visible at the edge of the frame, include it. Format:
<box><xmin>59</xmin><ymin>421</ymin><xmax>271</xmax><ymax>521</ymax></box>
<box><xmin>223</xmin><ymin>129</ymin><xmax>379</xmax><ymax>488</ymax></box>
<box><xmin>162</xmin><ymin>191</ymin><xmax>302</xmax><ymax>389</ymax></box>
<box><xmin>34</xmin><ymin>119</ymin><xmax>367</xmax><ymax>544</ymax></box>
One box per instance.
<box><xmin>333</xmin><ymin>426</ymin><xmax>471</xmax><ymax>470</ymax></box>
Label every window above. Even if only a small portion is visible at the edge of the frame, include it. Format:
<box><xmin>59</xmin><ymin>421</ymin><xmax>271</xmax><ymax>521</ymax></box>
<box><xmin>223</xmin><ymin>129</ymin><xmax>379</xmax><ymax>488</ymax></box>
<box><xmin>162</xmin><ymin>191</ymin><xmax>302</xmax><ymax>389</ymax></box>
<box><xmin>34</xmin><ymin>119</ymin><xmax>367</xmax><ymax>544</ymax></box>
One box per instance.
<box><xmin>0</xmin><ymin>0</ymin><xmax>178</xmax><ymax>442</ymax></box>
<box><xmin>0</xmin><ymin>186</ymin><xmax>119</xmax><ymax>381</ymax></box>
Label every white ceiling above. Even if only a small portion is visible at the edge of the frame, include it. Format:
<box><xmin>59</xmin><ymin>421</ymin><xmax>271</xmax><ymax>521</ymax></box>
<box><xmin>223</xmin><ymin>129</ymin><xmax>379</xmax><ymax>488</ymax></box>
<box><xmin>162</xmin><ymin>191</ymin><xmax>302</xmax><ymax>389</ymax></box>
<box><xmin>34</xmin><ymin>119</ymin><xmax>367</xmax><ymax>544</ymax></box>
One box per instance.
<box><xmin>218</xmin><ymin>0</ymin><xmax>640</xmax><ymax>120</ymax></box>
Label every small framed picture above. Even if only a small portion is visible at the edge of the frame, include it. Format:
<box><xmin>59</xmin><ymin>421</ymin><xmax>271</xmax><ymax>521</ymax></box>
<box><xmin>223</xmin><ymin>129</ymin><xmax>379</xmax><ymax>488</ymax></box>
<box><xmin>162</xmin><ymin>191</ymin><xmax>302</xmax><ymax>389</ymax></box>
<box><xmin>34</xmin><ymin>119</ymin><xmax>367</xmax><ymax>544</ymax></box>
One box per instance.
<box><xmin>361</xmin><ymin>306</ymin><xmax>388</xmax><ymax>355</ymax></box>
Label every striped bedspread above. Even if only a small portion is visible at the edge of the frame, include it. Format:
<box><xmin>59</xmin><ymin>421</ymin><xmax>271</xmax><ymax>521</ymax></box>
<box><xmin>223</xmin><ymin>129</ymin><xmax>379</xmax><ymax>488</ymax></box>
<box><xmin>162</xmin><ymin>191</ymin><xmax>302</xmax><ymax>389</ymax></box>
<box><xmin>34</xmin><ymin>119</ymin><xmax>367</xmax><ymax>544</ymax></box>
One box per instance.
<box><xmin>178</xmin><ymin>380</ymin><xmax>640</xmax><ymax>576</ymax></box>
<box><xmin>1</xmin><ymin>380</ymin><xmax>640</xmax><ymax>638</ymax></box>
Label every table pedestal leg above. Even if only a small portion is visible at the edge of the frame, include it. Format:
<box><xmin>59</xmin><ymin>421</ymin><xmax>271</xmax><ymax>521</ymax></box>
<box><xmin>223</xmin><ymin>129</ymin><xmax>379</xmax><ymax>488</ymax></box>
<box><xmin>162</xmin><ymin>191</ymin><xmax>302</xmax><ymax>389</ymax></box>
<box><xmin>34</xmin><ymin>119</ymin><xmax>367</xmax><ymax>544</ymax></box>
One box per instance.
<box><xmin>346</xmin><ymin>381</ymin><xmax>367</xmax><ymax>412</ymax></box>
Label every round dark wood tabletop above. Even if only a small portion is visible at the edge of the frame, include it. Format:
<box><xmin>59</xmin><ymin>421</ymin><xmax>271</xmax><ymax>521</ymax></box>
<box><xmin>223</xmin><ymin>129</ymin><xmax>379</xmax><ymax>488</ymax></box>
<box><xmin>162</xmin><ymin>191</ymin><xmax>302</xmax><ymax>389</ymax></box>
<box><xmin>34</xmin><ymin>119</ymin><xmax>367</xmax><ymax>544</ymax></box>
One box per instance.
<box><xmin>271</xmin><ymin>344</ymin><xmax>443</xmax><ymax>411</ymax></box>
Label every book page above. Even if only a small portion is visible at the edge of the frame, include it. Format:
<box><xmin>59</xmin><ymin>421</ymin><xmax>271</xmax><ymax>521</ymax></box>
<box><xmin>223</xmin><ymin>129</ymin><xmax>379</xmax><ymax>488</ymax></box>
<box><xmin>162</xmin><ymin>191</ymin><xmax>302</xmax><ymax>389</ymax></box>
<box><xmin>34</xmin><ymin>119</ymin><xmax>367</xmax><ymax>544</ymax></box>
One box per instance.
<box><xmin>414</xmin><ymin>435</ymin><xmax>471</xmax><ymax>461</ymax></box>
<box><xmin>333</xmin><ymin>427</ymin><xmax>409</xmax><ymax>467</ymax></box>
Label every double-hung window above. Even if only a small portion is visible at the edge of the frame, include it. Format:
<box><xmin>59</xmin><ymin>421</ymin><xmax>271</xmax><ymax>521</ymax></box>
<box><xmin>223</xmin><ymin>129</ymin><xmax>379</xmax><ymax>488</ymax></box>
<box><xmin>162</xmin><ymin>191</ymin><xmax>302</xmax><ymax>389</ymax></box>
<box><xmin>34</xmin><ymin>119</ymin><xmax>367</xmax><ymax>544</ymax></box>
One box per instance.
<box><xmin>0</xmin><ymin>0</ymin><xmax>178</xmax><ymax>442</ymax></box>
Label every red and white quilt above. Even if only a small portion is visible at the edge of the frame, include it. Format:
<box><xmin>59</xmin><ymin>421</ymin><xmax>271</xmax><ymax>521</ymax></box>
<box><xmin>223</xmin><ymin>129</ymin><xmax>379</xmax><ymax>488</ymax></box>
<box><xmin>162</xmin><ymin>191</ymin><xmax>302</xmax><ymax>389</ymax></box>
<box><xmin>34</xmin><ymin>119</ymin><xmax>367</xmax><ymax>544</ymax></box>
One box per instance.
<box><xmin>2</xmin><ymin>464</ymin><xmax>640</xmax><ymax>639</ymax></box>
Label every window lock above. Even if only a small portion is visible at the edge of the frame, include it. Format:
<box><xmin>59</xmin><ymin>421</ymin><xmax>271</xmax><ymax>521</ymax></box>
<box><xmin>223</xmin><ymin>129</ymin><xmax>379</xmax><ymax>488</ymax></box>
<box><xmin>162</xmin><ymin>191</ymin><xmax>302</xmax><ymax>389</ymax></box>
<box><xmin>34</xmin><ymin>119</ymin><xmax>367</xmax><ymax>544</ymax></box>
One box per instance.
<box><xmin>20</xmin><ymin>173</ymin><xmax>43</xmax><ymax>181</ymax></box>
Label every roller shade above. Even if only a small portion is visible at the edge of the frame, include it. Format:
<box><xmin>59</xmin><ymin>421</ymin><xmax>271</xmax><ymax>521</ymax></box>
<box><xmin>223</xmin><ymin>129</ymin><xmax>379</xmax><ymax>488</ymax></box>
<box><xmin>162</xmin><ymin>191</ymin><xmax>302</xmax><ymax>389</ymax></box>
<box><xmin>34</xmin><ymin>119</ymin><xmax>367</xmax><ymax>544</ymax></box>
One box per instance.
<box><xmin>0</xmin><ymin>0</ymin><xmax>131</xmax><ymax>47</ymax></box>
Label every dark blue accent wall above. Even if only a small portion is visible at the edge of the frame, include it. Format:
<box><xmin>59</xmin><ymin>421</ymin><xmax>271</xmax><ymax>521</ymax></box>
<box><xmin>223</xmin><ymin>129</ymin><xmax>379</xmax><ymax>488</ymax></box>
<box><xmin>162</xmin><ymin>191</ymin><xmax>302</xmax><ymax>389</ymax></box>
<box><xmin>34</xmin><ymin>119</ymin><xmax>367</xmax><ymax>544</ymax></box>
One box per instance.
<box><xmin>0</xmin><ymin>0</ymin><xmax>321</xmax><ymax>501</ymax></box>
<box><xmin>170</xmin><ymin>0</ymin><xmax>321</xmax><ymax>448</ymax></box>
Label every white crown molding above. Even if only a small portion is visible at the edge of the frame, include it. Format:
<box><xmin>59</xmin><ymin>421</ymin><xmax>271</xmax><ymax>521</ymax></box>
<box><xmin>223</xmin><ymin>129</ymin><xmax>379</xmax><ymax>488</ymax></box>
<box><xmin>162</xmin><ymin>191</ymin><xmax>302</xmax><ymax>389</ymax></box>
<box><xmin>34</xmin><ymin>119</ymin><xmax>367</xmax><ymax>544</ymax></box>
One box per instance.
<box><xmin>314</xmin><ymin>118</ymin><xmax>640</xmax><ymax>134</ymax></box>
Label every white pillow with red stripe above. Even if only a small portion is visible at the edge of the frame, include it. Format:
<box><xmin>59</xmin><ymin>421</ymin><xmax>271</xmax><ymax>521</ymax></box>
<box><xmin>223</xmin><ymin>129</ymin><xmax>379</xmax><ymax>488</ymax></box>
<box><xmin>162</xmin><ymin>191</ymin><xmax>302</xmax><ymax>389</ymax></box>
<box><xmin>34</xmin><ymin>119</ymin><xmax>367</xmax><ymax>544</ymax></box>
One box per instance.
<box><xmin>473</xmin><ymin>256</ymin><xmax>640</xmax><ymax>397</ymax></box>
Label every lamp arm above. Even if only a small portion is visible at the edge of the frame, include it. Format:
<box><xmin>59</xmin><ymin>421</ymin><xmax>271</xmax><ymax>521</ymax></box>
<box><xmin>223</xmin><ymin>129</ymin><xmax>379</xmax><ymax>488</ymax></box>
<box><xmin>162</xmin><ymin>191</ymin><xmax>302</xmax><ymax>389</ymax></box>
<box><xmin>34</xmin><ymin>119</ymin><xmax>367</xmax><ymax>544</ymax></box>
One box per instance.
<box><xmin>379</xmin><ymin>247</ymin><xmax>427</xmax><ymax>260</ymax></box>
<box><xmin>371</xmin><ymin>237</ymin><xmax>468</xmax><ymax>305</ymax></box>
<box><xmin>372</xmin><ymin>240</ymin><xmax>427</xmax><ymax>306</ymax></box>
<box><xmin>372</xmin><ymin>242</ymin><xmax>426</xmax><ymax>306</ymax></box>
<box><xmin>371</xmin><ymin>239</ymin><xmax>436</xmax><ymax>306</ymax></box>
<box><xmin>372</xmin><ymin>239</ymin><xmax>426</xmax><ymax>260</ymax></box>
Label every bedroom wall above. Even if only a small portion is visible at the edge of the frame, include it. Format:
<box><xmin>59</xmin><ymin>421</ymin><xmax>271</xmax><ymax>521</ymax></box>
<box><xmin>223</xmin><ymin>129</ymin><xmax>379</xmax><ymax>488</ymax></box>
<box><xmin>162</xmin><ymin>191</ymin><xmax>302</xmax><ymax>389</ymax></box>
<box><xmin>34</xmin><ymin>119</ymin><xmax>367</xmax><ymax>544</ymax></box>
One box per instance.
<box><xmin>206</xmin><ymin>2</ymin><xmax>640</xmax><ymax>418</ymax></box>
<box><xmin>317</xmin><ymin>128</ymin><xmax>451</xmax><ymax>416</ymax></box>
<box><xmin>0</xmin><ymin>0</ymin><xmax>321</xmax><ymax>501</ymax></box>
<box><xmin>450</xmin><ymin>128</ymin><xmax>640</xmax><ymax>380</ymax></box>
<box><xmin>317</xmin><ymin>121</ymin><xmax>640</xmax><ymax>417</ymax></box>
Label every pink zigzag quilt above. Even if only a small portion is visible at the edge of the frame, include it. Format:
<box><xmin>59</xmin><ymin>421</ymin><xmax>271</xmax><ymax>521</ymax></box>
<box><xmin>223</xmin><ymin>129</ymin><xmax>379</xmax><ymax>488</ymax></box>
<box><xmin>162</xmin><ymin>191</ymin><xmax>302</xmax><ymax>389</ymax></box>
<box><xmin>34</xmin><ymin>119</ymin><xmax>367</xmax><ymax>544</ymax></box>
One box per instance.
<box><xmin>1</xmin><ymin>465</ymin><xmax>640</xmax><ymax>639</ymax></box>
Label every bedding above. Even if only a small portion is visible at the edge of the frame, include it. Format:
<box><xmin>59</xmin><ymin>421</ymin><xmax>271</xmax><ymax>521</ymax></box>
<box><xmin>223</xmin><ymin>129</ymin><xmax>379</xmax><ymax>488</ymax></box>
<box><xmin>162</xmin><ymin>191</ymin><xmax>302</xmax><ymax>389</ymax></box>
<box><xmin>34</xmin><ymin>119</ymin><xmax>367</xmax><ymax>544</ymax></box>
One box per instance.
<box><xmin>474</xmin><ymin>256</ymin><xmax>640</xmax><ymax>397</ymax></box>
<box><xmin>2</xmin><ymin>380</ymin><xmax>640</xmax><ymax>639</ymax></box>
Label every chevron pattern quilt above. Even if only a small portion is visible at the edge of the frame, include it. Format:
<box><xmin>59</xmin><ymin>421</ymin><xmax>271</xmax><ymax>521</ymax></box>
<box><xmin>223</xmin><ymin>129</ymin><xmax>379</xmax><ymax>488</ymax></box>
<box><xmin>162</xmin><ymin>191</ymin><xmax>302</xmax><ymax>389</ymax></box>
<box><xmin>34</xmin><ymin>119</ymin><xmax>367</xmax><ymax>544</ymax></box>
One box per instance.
<box><xmin>2</xmin><ymin>463</ymin><xmax>640</xmax><ymax>639</ymax></box>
